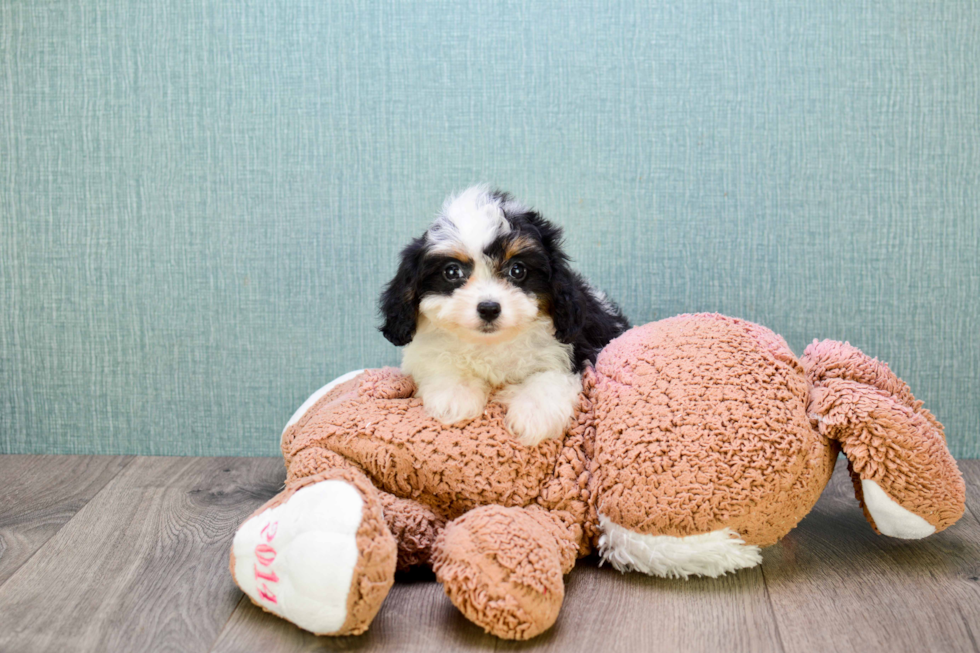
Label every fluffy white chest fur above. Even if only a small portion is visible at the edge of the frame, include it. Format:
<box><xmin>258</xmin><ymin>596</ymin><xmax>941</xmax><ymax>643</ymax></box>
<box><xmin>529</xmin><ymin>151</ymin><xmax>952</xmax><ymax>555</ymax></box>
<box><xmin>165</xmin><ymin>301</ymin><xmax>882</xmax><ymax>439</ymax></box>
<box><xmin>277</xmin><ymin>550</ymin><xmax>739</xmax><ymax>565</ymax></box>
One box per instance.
<box><xmin>403</xmin><ymin>316</ymin><xmax>572</xmax><ymax>387</ymax></box>
<box><xmin>401</xmin><ymin>316</ymin><xmax>583</xmax><ymax>446</ymax></box>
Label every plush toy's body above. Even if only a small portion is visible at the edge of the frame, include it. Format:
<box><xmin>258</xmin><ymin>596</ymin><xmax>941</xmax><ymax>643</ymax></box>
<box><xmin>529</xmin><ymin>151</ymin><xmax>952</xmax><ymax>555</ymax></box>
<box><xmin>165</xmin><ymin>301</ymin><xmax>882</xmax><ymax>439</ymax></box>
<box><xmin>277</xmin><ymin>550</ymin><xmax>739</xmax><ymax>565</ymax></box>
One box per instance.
<box><xmin>230</xmin><ymin>313</ymin><xmax>965</xmax><ymax>640</ymax></box>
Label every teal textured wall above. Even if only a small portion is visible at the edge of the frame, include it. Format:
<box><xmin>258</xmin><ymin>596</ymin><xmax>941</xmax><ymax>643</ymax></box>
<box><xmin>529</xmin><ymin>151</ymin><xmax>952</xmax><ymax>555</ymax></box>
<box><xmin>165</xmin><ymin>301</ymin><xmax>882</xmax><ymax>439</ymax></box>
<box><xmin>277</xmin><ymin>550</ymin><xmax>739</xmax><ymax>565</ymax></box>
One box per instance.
<box><xmin>2</xmin><ymin>1</ymin><xmax>978</xmax><ymax>457</ymax></box>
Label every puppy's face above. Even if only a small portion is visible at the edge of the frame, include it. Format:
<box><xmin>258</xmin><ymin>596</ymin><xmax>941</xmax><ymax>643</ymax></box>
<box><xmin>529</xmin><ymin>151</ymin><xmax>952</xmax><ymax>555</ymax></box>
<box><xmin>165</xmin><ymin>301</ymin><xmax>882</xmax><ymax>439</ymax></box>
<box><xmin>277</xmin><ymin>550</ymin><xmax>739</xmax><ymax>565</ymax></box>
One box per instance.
<box><xmin>417</xmin><ymin>235</ymin><xmax>546</xmax><ymax>344</ymax></box>
<box><xmin>380</xmin><ymin>186</ymin><xmax>578</xmax><ymax>346</ymax></box>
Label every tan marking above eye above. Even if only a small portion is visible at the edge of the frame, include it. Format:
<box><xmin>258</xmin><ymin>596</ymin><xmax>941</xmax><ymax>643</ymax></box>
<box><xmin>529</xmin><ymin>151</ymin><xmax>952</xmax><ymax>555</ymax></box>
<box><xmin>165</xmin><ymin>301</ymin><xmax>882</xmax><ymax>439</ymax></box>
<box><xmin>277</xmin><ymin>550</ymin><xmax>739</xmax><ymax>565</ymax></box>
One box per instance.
<box><xmin>428</xmin><ymin>237</ymin><xmax>474</xmax><ymax>261</ymax></box>
<box><xmin>448</xmin><ymin>251</ymin><xmax>473</xmax><ymax>265</ymax></box>
<box><xmin>504</xmin><ymin>236</ymin><xmax>539</xmax><ymax>259</ymax></box>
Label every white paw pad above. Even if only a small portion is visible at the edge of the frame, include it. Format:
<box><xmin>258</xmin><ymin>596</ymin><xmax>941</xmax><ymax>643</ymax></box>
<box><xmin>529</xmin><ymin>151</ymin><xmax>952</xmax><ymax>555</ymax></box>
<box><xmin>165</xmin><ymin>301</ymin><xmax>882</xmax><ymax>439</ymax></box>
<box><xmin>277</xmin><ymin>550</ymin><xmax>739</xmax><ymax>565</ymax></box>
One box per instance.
<box><xmin>861</xmin><ymin>479</ymin><xmax>936</xmax><ymax>539</ymax></box>
<box><xmin>500</xmin><ymin>372</ymin><xmax>581</xmax><ymax>446</ymax></box>
<box><xmin>232</xmin><ymin>480</ymin><xmax>364</xmax><ymax>634</ymax></box>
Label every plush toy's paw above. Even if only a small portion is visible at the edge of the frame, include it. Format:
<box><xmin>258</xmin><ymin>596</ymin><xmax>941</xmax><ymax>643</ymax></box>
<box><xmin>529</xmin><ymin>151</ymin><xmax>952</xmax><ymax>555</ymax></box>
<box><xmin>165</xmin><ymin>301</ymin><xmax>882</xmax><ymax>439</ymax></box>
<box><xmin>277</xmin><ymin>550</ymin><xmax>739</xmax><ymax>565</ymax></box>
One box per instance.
<box><xmin>432</xmin><ymin>506</ymin><xmax>566</xmax><ymax>641</ymax></box>
<box><xmin>499</xmin><ymin>371</ymin><xmax>581</xmax><ymax>446</ymax></box>
<box><xmin>858</xmin><ymin>478</ymin><xmax>937</xmax><ymax>539</ymax></box>
<box><xmin>231</xmin><ymin>479</ymin><xmax>396</xmax><ymax>636</ymax></box>
<box><xmin>418</xmin><ymin>379</ymin><xmax>489</xmax><ymax>425</ymax></box>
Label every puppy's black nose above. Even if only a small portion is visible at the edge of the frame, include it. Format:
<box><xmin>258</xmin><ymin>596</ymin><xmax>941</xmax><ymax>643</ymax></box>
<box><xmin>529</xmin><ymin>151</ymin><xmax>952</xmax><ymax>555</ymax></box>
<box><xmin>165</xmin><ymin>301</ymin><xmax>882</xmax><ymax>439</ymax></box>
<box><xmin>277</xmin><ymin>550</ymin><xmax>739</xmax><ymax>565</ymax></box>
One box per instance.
<box><xmin>477</xmin><ymin>301</ymin><xmax>501</xmax><ymax>322</ymax></box>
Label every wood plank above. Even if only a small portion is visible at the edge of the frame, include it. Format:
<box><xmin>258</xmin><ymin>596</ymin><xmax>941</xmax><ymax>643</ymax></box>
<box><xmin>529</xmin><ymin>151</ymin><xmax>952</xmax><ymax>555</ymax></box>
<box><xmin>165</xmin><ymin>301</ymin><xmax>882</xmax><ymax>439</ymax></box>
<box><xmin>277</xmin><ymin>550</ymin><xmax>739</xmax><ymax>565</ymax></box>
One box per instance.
<box><xmin>507</xmin><ymin>561</ymin><xmax>783</xmax><ymax>653</ymax></box>
<box><xmin>2</xmin><ymin>456</ymin><xmax>974</xmax><ymax>653</ymax></box>
<box><xmin>762</xmin><ymin>461</ymin><xmax>980</xmax><ymax>653</ymax></box>
<box><xmin>213</xmin><ymin>538</ymin><xmax>782</xmax><ymax>651</ymax></box>
<box><xmin>958</xmin><ymin>460</ymin><xmax>980</xmax><ymax>650</ymax></box>
<box><xmin>0</xmin><ymin>456</ymin><xmax>285</xmax><ymax>653</ymax></box>
<box><xmin>961</xmin><ymin>460</ymin><xmax>980</xmax><ymax>531</ymax></box>
<box><xmin>212</xmin><ymin>561</ymin><xmax>783</xmax><ymax>653</ymax></box>
<box><xmin>0</xmin><ymin>455</ymin><xmax>133</xmax><ymax>586</ymax></box>
<box><xmin>210</xmin><ymin>568</ymin><xmax>494</xmax><ymax>653</ymax></box>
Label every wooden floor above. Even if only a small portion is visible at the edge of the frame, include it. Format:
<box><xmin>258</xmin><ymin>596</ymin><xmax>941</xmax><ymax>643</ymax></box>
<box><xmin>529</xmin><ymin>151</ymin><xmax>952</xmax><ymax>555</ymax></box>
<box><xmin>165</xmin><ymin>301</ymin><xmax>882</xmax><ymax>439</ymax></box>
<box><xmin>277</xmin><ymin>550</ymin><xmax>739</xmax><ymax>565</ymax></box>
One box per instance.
<box><xmin>0</xmin><ymin>456</ymin><xmax>977</xmax><ymax>653</ymax></box>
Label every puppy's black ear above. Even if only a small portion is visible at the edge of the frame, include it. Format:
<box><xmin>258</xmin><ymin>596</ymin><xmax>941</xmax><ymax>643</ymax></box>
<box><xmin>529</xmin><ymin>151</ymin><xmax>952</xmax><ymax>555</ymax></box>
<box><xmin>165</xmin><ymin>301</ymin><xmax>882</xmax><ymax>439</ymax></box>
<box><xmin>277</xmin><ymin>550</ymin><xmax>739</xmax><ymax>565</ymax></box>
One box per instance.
<box><xmin>379</xmin><ymin>236</ymin><xmax>426</xmax><ymax>346</ymax></box>
<box><xmin>550</xmin><ymin>258</ymin><xmax>586</xmax><ymax>343</ymax></box>
<box><xmin>527</xmin><ymin>213</ymin><xmax>586</xmax><ymax>344</ymax></box>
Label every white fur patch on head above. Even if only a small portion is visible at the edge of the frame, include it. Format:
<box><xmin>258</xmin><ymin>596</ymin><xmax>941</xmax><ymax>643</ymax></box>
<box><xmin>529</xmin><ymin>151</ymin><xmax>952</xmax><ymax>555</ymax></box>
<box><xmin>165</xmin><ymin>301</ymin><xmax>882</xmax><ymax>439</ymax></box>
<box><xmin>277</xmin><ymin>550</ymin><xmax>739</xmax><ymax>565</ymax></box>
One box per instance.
<box><xmin>427</xmin><ymin>185</ymin><xmax>513</xmax><ymax>257</ymax></box>
<box><xmin>597</xmin><ymin>514</ymin><xmax>763</xmax><ymax>579</ymax></box>
<box><xmin>860</xmin><ymin>479</ymin><xmax>936</xmax><ymax>539</ymax></box>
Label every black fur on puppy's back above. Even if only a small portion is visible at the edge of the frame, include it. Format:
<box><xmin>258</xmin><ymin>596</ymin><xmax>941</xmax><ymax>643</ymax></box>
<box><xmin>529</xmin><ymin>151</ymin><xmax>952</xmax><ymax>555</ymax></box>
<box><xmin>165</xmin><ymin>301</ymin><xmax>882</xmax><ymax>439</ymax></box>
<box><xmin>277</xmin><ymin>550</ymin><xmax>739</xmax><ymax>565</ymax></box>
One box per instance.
<box><xmin>560</xmin><ymin>270</ymin><xmax>631</xmax><ymax>371</ymax></box>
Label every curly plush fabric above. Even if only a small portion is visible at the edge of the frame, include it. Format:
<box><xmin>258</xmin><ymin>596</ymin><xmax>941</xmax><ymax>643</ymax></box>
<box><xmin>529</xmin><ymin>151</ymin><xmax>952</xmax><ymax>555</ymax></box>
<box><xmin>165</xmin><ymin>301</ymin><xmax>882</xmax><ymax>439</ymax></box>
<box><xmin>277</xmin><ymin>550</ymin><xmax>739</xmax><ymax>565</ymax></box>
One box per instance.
<box><xmin>281</xmin><ymin>367</ymin><xmax>591</xmax><ymax>552</ymax></box>
<box><xmin>377</xmin><ymin>492</ymin><xmax>446</xmax><ymax>571</ymax></box>
<box><xmin>431</xmin><ymin>506</ymin><xmax>566</xmax><ymax>640</ymax></box>
<box><xmin>286</xmin><ymin>370</ymin><xmax>557</xmax><ymax>512</ymax></box>
<box><xmin>230</xmin><ymin>313</ymin><xmax>965</xmax><ymax>640</ymax></box>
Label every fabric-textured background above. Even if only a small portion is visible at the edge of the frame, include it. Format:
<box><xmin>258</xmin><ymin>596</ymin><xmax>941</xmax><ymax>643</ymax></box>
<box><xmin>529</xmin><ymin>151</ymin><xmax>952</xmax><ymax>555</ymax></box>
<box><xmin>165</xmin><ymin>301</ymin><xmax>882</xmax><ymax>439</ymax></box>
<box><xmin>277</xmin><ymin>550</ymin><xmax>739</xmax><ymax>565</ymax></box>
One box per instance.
<box><xmin>2</xmin><ymin>1</ymin><xmax>978</xmax><ymax>457</ymax></box>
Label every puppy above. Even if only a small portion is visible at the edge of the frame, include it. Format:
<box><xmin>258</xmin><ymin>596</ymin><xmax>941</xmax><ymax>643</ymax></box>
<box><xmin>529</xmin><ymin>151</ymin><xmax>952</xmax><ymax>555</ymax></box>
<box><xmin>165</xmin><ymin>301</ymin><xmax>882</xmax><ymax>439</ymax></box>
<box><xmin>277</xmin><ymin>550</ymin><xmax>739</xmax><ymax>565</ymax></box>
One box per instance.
<box><xmin>379</xmin><ymin>185</ymin><xmax>629</xmax><ymax>446</ymax></box>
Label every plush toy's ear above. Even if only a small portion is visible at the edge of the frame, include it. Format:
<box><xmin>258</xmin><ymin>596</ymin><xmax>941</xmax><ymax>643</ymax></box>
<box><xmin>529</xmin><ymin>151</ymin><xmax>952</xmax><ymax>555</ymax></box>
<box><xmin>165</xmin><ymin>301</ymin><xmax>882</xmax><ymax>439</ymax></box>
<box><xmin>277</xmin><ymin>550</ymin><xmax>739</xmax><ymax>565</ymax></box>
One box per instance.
<box><xmin>379</xmin><ymin>236</ymin><xmax>426</xmax><ymax>346</ymax></box>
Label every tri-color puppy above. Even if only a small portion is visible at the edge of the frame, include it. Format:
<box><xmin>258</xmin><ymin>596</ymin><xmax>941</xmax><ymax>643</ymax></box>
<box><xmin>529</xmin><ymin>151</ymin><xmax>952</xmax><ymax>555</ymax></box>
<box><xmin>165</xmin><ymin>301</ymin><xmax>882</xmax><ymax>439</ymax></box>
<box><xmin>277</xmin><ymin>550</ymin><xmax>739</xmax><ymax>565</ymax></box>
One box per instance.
<box><xmin>379</xmin><ymin>185</ymin><xmax>629</xmax><ymax>445</ymax></box>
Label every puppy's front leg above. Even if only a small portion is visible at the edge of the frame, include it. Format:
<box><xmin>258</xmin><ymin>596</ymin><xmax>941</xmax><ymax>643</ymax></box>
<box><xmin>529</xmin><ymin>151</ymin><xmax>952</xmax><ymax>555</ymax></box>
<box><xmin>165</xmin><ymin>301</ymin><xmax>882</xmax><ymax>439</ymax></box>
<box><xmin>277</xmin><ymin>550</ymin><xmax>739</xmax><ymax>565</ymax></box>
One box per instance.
<box><xmin>416</xmin><ymin>375</ymin><xmax>490</xmax><ymax>425</ymax></box>
<box><xmin>499</xmin><ymin>370</ymin><xmax>582</xmax><ymax>447</ymax></box>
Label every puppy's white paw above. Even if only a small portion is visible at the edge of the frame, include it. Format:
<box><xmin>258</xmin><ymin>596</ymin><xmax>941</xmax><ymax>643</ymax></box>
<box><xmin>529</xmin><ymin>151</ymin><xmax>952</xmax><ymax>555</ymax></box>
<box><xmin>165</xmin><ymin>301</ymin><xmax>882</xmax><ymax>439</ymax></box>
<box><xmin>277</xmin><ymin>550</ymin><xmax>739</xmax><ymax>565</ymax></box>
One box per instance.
<box><xmin>504</xmin><ymin>400</ymin><xmax>568</xmax><ymax>446</ymax></box>
<box><xmin>419</xmin><ymin>380</ymin><xmax>489</xmax><ymax>425</ymax></box>
<box><xmin>500</xmin><ymin>371</ymin><xmax>581</xmax><ymax>447</ymax></box>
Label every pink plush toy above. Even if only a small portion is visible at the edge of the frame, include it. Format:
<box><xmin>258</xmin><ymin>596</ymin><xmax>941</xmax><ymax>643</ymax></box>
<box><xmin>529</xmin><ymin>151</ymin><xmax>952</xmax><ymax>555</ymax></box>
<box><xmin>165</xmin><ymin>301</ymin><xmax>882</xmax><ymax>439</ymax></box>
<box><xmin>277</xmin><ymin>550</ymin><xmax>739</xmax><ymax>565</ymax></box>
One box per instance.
<box><xmin>229</xmin><ymin>313</ymin><xmax>964</xmax><ymax>640</ymax></box>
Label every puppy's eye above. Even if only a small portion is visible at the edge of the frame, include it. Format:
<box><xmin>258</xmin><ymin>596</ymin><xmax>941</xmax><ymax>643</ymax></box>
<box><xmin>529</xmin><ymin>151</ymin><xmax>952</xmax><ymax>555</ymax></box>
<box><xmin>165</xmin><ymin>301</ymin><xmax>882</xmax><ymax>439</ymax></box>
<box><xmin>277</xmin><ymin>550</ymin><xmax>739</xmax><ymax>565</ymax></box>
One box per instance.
<box><xmin>443</xmin><ymin>262</ymin><xmax>464</xmax><ymax>281</ymax></box>
<box><xmin>508</xmin><ymin>262</ymin><xmax>527</xmax><ymax>281</ymax></box>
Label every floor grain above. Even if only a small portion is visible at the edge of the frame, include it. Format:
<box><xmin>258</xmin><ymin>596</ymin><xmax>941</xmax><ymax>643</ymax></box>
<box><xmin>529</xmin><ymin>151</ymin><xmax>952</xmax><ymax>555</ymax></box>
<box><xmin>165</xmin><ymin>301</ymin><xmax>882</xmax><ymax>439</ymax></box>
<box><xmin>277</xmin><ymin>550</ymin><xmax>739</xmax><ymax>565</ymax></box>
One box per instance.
<box><xmin>0</xmin><ymin>456</ymin><xmax>285</xmax><ymax>653</ymax></box>
<box><xmin>0</xmin><ymin>454</ymin><xmax>133</xmax><ymax>586</ymax></box>
<box><xmin>211</xmin><ymin>561</ymin><xmax>785</xmax><ymax>653</ymax></box>
<box><xmin>0</xmin><ymin>456</ymin><xmax>976</xmax><ymax>653</ymax></box>
<box><xmin>761</xmin><ymin>463</ymin><xmax>980</xmax><ymax>653</ymax></box>
<box><xmin>500</xmin><ymin>561</ymin><xmax>784</xmax><ymax>653</ymax></box>
<box><xmin>962</xmin><ymin>461</ymin><xmax>980</xmax><ymax>530</ymax></box>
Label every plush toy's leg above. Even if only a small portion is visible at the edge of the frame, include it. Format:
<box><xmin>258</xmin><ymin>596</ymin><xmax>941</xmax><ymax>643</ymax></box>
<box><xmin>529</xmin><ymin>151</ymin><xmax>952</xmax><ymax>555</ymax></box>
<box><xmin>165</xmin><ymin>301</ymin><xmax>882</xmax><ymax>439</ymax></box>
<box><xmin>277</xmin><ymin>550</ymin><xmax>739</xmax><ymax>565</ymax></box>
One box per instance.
<box><xmin>803</xmin><ymin>340</ymin><xmax>966</xmax><ymax>538</ymax></box>
<box><xmin>229</xmin><ymin>453</ymin><xmax>397</xmax><ymax>636</ymax></box>
<box><xmin>377</xmin><ymin>492</ymin><xmax>446</xmax><ymax>571</ymax></box>
<box><xmin>430</xmin><ymin>505</ymin><xmax>575</xmax><ymax>640</ymax></box>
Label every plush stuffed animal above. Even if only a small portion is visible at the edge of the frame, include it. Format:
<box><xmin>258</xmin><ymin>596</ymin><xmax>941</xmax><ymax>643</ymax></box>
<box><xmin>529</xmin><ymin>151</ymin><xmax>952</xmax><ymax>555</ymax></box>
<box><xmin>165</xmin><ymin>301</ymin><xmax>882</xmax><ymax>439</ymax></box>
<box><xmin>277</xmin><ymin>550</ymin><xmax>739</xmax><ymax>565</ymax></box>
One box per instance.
<box><xmin>229</xmin><ymin>313</ymin><xmax>964</xmax><ymax>640</ymax></box>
